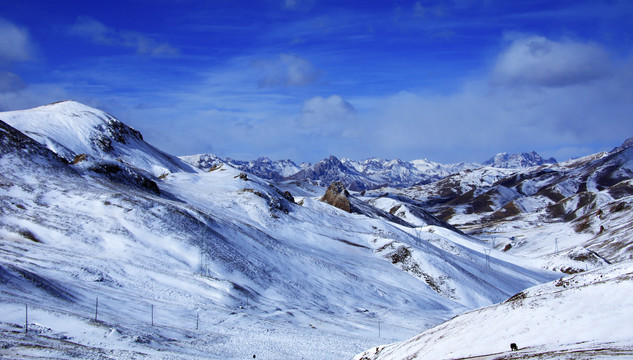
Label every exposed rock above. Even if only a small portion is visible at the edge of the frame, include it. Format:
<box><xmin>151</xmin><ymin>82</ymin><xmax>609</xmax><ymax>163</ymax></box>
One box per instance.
<box><xmin>282</xmin><ymin>191</ymin><xmax>295</xmax><ymax>204</ymax></box>
<box><xmin>321</xmin><ymin>181</ymin><xmax>351</xmax><ymax>213</ymax></box>
<box><xmin>88</xmin><ymin>162</ymin><xmax>160</xmax><ymax>195</ymax></box>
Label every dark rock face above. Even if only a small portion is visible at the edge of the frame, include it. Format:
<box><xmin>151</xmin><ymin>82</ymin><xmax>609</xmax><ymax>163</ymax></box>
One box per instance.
<box><xmin>0</xmin><ymin>119</ymin><xmax>68</xmax><ymax>165</ymax></box>
<box><xmin>88</xmin><ymin>162</ymin><xmax>160</xmax><ymax>195</ymax></box>
<box><xmin>321</xmin><ymin>181</ymin><xmax>351</xmax><ymax>213</ymax></box>
<box><xmin>91</xmin><ymin>115</ymin><xmax>143</xmax><ymax>154</ymax></box>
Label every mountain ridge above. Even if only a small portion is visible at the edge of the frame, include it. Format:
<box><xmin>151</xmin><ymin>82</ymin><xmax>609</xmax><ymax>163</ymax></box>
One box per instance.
<box><xmin>183</xmin><ymin>152</ymin><xmax>557</xmax><ymax>191</ymax></box>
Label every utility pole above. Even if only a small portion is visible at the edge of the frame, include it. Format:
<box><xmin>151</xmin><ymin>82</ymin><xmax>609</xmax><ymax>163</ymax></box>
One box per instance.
<box><xmin>151</xmin><ymin>304</ymin><xmax>154</xmax><ymax>326</ymax></box>
<box><xmin>25</xmin><ymin>304</ymin><xmax>28</xmax><ymax>334</ymax></box>
<box><xmin>95</xmin><ymin>297</ymin><xmax>99</xmax><ymax>322</ymax></box>
<box><xmin>484</xmin><ymin>248</ymin><xmax>492</xmax><ymax>268</ymax></box>
<box><xmin>196</xmin><ymin>312</ymin><xmax>199</xmax><ymax>331</ymax></box>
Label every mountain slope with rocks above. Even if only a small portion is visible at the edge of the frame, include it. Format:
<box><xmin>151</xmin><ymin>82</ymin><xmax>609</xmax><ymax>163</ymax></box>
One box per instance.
<box><xmin>0</xmin><ymin>101</ymin><xmax>558</xmax><ymax>359</ymax></box>
<box><xmin>384</xmin><ymin>137</ymin><xmax>633</xmax><ymax>276</ymax></box>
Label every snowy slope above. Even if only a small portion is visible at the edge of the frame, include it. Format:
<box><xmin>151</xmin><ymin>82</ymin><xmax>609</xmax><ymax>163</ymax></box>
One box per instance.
<box><xmin>0</xmin><ymin>100</ymin><xmax>195</xmax><ymax>177</ymax></box>
<box><xmin>353</xmin><ymin>261</ymin><xmax>633</xmax><ymax>360</ymax></box>
<box><xmin>0</xmin><ymin>104</ymin><xmax>559</xmax><ymax>359</ymax></box>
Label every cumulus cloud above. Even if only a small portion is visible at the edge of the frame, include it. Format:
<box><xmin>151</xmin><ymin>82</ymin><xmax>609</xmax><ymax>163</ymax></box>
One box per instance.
<box><xmin>0</xmin><ymin>18</ymin><xmax>33</xmax><ymax>63</ymax></box>
<box><xmin>69</xmin><ymin>16</ymin><xmax>179</xmax><ymax>56</ymax></box>
<box><xmin>254</xmin><ymin>54</ymin><xmax>320</xmax><ymax>88</ymax></box>
<box><xmin>491</xmin><ymin>36</ymin><xmax>612</xmax><ymax>87</ymax></box>
<box><xmin>0</xmin><ymin>18</ymin><xmax>45</xmax><ymax>110</ymax></box>
<box><xmin>357</xmin><ymin>35</ymin><xmax>633</xmax><ymax>163</ymax></box>
<box><xmin>296</xmin><ymin>95</ymin><xmax>356</xmax><ymax>136</ymax></box>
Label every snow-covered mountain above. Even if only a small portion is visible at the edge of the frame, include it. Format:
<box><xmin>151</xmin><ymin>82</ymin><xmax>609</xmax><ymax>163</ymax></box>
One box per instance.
<box><xmin>483</xmin><ymin>151</ymin><xmax>557</xmax><ymax>169</ymax></box>
<box><xmin>0</xmin><ymin>102</ymin><xmax>560</xmax><ymax>359</ymax></box>
<box><xmin>181</xmin><ymin>154</ymin><xmax>306</xmax><ymax>181</ymax></box>
<box><xmin>388</xmin><ymin>138</ymin><xmax>633</xmax><ymax>275</ymax></box>
<box><xmin>1</xmin><ymin>100</ymin><xmax>195</xmax><ymax>177</ymax></box>
<box><xmin>183</xmin><ymin>152</ymin><xmax>553</xmax><ymax>192</ymax></box>
<box><xmin>355</xmin><ymin>261</ymin><xmax>633</xmax><ymax>360</ymax></box>
<box><xmin>288</xmin><ymin>156</ymin><xmax>491</xmax><ymax>191</ymax></box>
<box><xmin>224</xmin><ymin>156</ymin><xmax>304</xmax><ymax>180</ymax></box>
<box><xmin>342</xmin><ymin>158</ymin><xmax>445</xmax><ymax>188</ymax></box>
<box><xmin>179</xmin><ymin>152</ymin><xmax>224</xmax><ymax>171</ymax></box>
<box><xmin>410</xmin><ymin>158</ymin><xmax>479</xmax><ymax>178</ymax></box>
<box><xmin>287</xmin><ymin>155</ymin><xmax>380</xmax><ymax>190</ymax></box>
<box><xmin>610</xmin><ymin>135</ymin><xmax>633</xmax><ymax>152</ymax></box>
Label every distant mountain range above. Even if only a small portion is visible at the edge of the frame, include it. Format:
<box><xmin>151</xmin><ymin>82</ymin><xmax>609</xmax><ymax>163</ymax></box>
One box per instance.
<box><xmin>182</xmin><ymin>151</ymin><xmax>557</xmax><ymax>191</ymax></box>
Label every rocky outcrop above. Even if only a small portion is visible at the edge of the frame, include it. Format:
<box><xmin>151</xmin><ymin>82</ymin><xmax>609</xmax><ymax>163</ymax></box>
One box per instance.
<box><xmin>321</xmin><ymin>181</ymin><xmax>351</xmax><ymax>212</ymax></box>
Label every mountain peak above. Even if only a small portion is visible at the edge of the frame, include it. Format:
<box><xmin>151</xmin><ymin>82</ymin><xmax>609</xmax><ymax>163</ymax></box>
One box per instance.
<box><xmin>484</xmin><ymin>151</ymin><xmax>556</xmax><ymax>169</ymax></box>
<box><xmin>611</xmin><ymin>136</ymin><xmax>633</xmax><ymax>153</ymax></box>
<box><xmin>0</xmin><ymin>101</ymin><xmax>194</xmax><ymax>176</ymax></box>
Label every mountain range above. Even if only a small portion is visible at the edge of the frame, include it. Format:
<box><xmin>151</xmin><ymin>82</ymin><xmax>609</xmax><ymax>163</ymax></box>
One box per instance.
<box><xmin>182</xmin><ymin>151</ymin><xmax>554</xmax><ymax>191</ymax></box>
<box><xmin>0</xmin><ymin>100</ymin><xmax>631</xmax><ymax>359</ymax></box>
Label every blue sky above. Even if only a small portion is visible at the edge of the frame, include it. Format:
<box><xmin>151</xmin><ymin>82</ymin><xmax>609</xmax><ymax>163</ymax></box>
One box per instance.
<box><xmin>1</xmin><ymin>0</ymin><xmax>633</xmax><ymax>163</ymax></box>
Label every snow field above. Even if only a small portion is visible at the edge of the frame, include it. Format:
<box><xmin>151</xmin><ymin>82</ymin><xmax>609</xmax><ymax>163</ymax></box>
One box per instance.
<box><xmin>353</xmin><ymin>262</ymin><xmax>633</xmax><ymax>360</ymax></box>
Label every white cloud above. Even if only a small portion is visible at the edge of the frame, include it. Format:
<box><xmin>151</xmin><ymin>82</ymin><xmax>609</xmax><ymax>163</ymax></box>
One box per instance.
<box><xmin>296</xmin><ymin>95</ymin><xmax>356</xmax><ymax>136</ymax></box>
<box><xmin>0</xmin><ymin>18</ymin><xmax>52</xmax><ymax>111</ymax></box>
<box><xmin>491</xmin><ymin>36</ymin><xmax>612</xmax><ymax>87</ymax></box>
<box><xmin>353</xmin><ymin>36</ymin><xmax>633</xmax><ymax>162</ymax></box>
<box><xmin>69</xmin><ymin>16</ymin><xmax>179</xmax><ymax>56</ymax></box>
<box><xmin>0</xmin><ymin>18</ymin><xmax>33</xmax><ymax>63</ymax></box>
<box><xmin>254</xmin><ymin>53</ymin><xmax>320</xmax><ymax>88</ymax></box>
<box><xmin>0</xmin><ymin>83</ymin><xmax>70</xmax><ymax>111</ymax></box>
